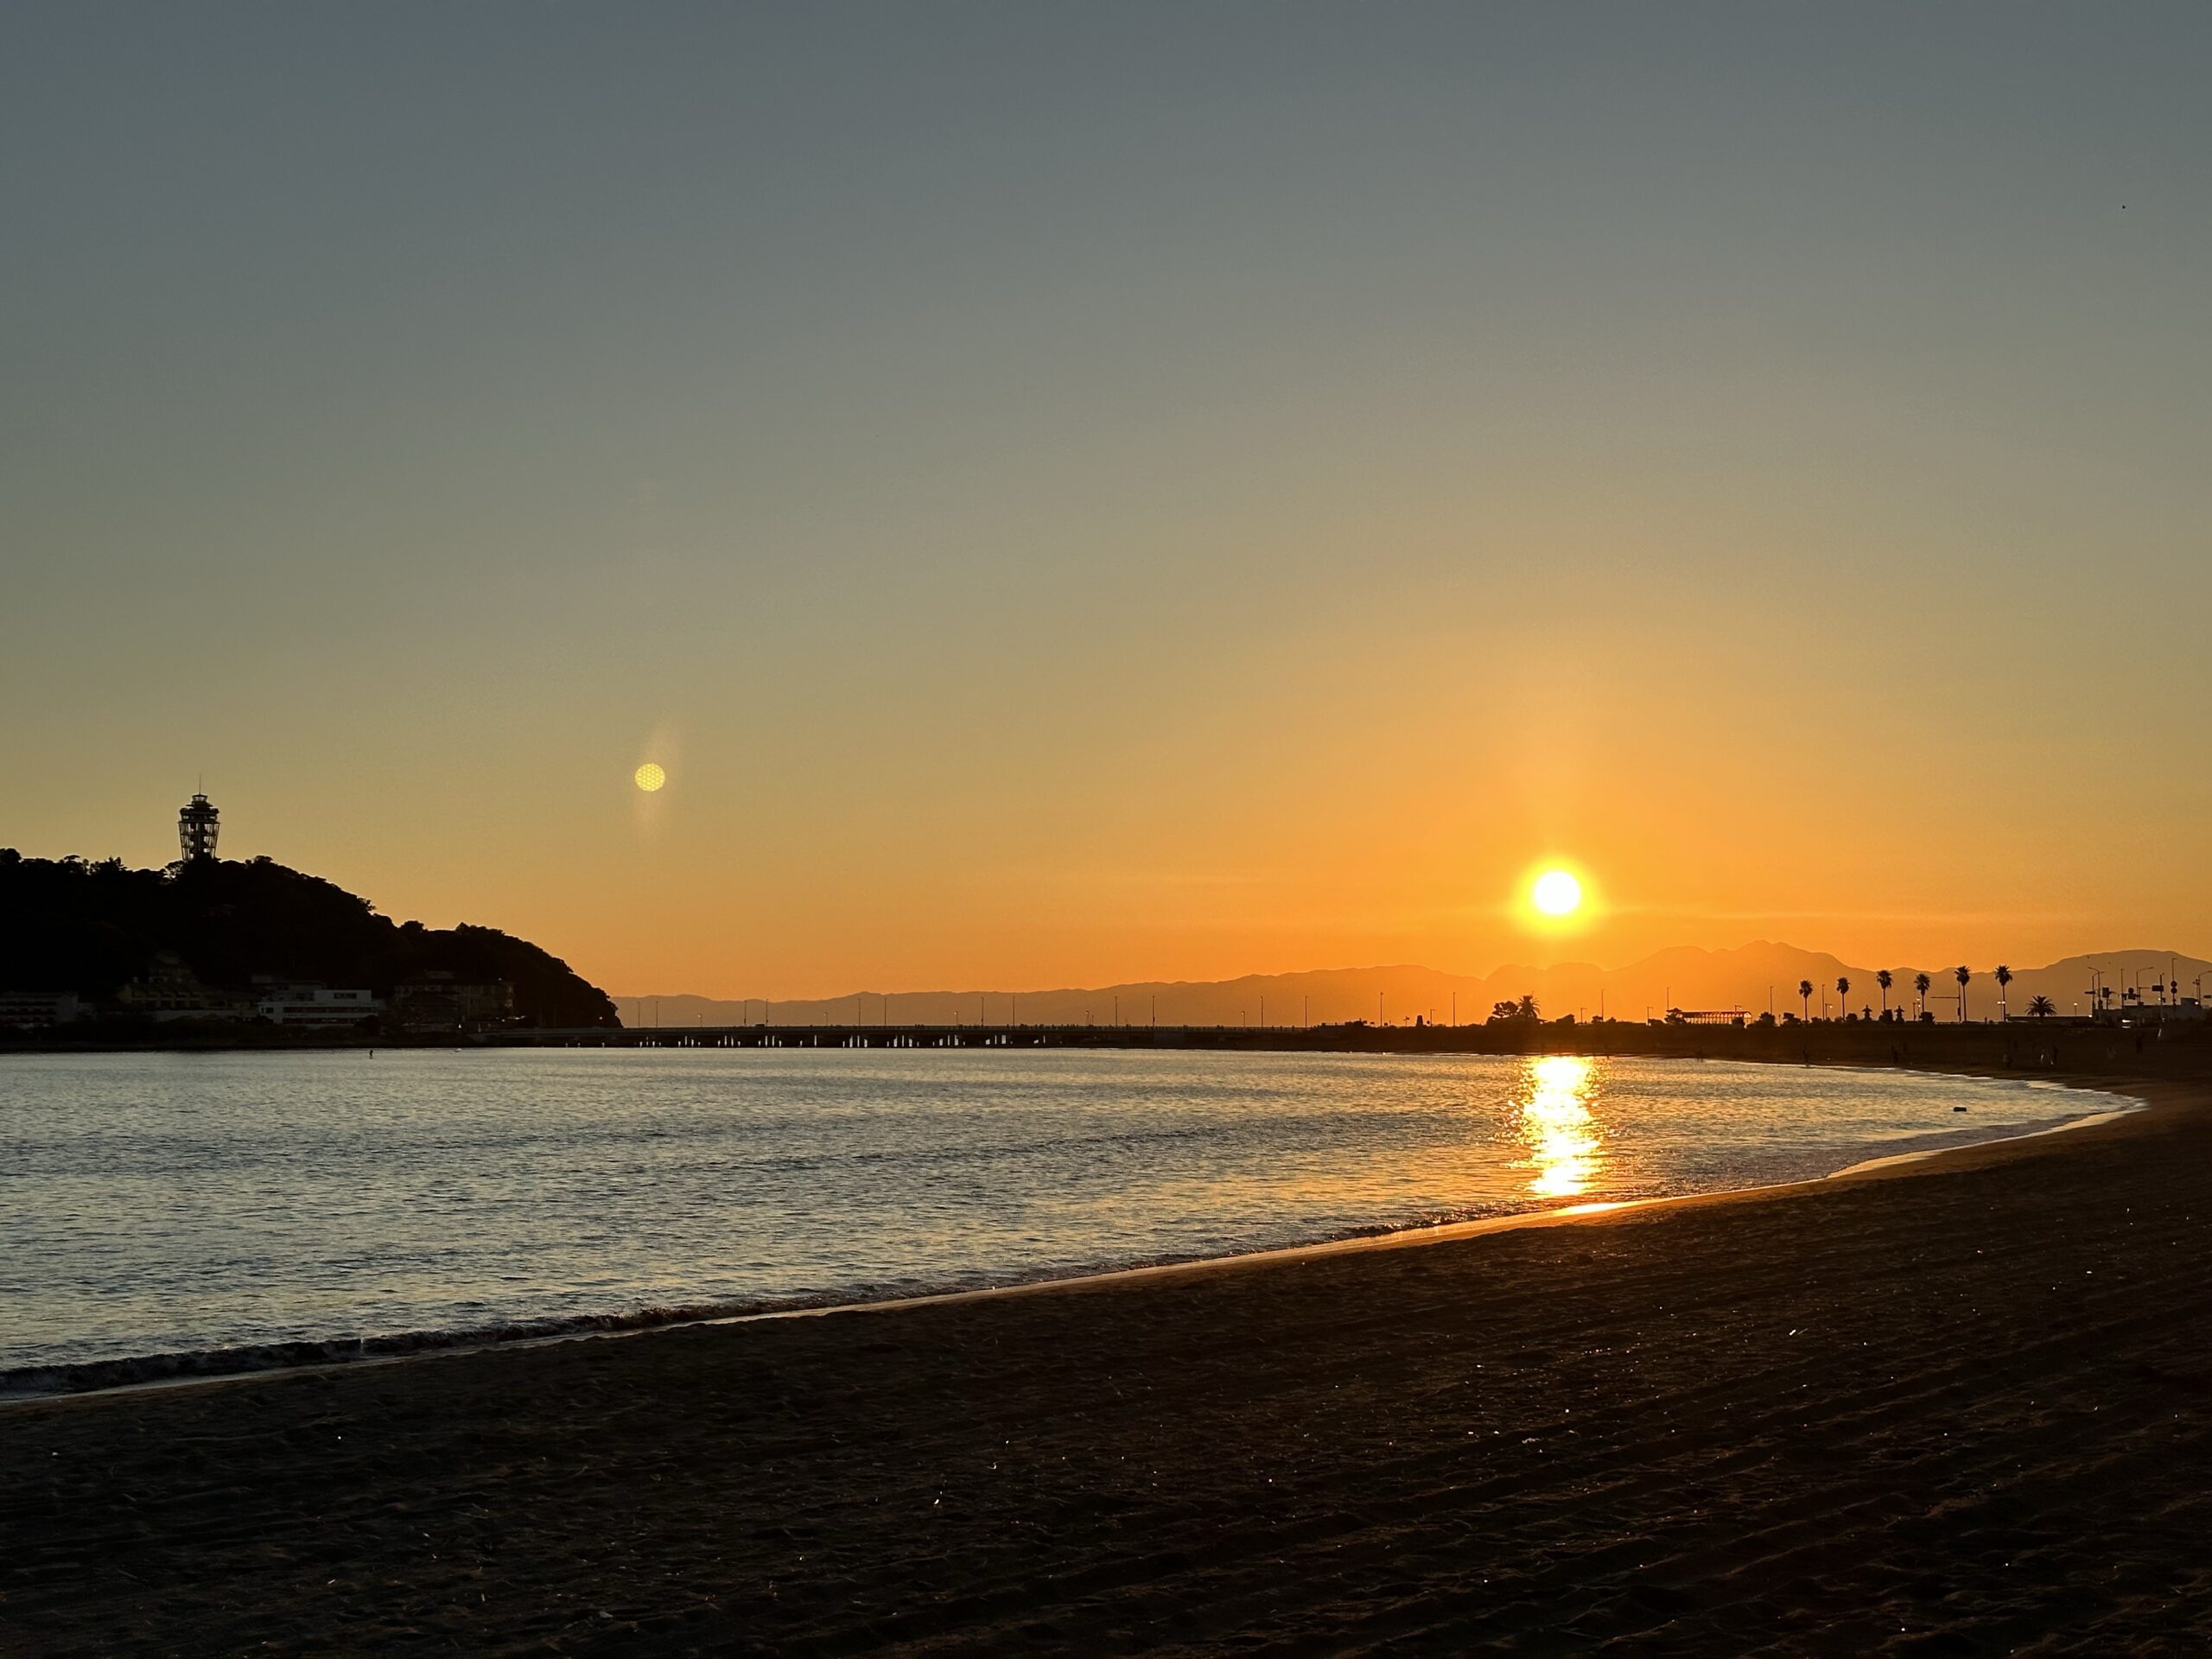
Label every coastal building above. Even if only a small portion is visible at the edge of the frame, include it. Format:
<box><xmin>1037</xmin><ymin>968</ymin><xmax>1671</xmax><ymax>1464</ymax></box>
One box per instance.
<box><xmin>389</xmin><ymin>975</ymin><xmax>515</xmax><ymax>1033</ymax></box>
<box><xmin>116</xmin><ymin>952</ymin><xmax>253</xmax><ymax>1021</ymax></box>
<box><xmin>253</xmin><ymin>986</ymin><xmax>384</xmax><ymax>1027</ymax></box>
<box><xmin>2114</xmin><ymin>997</ymin><xmax>2208</xmax><ymax>1027</ymax></box>
<box><xmin>178</xmin><ymin>791</ymin><xmax>219</xmax><ymax>861</ymax></box>
<box><xmin>0</xmin><ymin>991</ymin><xmax>88</xmax><ymax>1029</ymax></box>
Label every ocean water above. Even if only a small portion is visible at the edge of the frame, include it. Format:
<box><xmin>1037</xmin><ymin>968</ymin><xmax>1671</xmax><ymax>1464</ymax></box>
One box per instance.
<box><xmin>0</xmin><ymin>1048</ymin><xmax>2129</xmax><ymax>1381</ymax></box>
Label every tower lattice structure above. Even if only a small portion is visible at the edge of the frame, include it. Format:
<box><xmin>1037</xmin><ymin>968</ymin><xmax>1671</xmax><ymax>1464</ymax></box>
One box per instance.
<box><xmin>178</xmin><ymin>792</ymin><xmax>220</xmax><ymax>861</ymax></box>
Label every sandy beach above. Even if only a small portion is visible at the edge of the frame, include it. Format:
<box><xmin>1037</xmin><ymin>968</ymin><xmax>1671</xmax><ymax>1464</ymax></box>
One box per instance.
<box><xmin>4</xmin><ymin>1065</ymin><xmax>2209</xmax><ymax>1654</ymax></box>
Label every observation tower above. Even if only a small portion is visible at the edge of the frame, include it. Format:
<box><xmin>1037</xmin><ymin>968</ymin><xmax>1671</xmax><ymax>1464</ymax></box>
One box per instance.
<box><xmin>178</xmin><ymin>792</ymin><xmax>220</xmax><ymax>862</ymax></box>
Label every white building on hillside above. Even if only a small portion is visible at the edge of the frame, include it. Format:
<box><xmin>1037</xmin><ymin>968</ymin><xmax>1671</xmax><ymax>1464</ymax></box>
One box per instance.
<box><xmin>255</xmin><ymin>986</ymin><xmax>383</xmax><ymax>1027</ymax></box>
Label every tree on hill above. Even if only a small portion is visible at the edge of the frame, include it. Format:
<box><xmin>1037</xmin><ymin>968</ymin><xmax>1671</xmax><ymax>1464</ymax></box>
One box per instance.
<box><xmin>0</xmin><ymin>849</ymin><xmax>617</xmax><ymax>1028</ymax></box>
<box><xmin>2026</xmin><ymin>995</ymin><xmax>2056</xmax><ymax>1019</ymax></box>
<box><xmin>1877</xmin><ymin>969</ymin><xmax>1892</xmax><ymax>1014</ymax></box>
<box><xmin>1835</xmin><ymin>976</ymin><xmax>1850</xmax><ymax>1020</ymax></box>
<box><xmin>1797</xmin><ymin>979</ymin><xmax>1813</xmax><ymax>1020</ymax></box>
<box><xmin>1994</xmin><ymin>963</ymin><xmax>2012</xmax><ymax>1020</ymax></box>
<box><xmin>1914</xmin><ymin>971</ymin><xmax>1932</xmax><ymax>1018</ymax></box>
<box><xmin>1955</xmin><ymin>964</ymin><xmax>1973</xmax><ymax>1021</ymax></box>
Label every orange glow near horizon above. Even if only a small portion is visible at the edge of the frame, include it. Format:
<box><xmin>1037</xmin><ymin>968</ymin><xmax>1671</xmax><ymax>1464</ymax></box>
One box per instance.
<box><xmin>65</xmin><ymin>732</ymin><xmax>2207</xmax><ymax>1004</ymax></box>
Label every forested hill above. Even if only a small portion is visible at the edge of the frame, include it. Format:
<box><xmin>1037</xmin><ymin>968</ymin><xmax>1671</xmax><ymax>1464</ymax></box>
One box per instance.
<box><xmin>0</xmin><ymin>850</ymin><xmax>618</xmax><ymax>1028</ymax></box>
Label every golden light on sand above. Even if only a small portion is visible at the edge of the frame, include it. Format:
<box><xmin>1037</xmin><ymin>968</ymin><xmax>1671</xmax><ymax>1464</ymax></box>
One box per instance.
<box><xmin>1519</xmin><ymin>1054</ymin><xmax>1601</xmax><ymax>1199</ymax></box>
<box><xmin>1531</xmin><ymin>869</ymin><xmax>1582</xmax><ymax>916</ymax></box>
<box><xmin>633</xmin><ymin>762</ymin><xmax>667</xmax><ymax>793</ymax></box>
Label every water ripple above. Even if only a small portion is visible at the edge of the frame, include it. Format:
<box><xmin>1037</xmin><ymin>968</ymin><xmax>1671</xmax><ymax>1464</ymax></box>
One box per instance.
<box><xmin>0</xmin><ymin>1048</ymin><xmax>2126</xmax><ymax>1380</ymax></box>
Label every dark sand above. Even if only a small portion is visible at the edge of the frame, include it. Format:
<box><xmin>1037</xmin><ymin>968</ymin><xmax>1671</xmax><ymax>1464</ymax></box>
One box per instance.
<box><xmin>5</xmin><ymin>1071</ymin><xmax>2211</xmax><ymax>1654</ymax></box>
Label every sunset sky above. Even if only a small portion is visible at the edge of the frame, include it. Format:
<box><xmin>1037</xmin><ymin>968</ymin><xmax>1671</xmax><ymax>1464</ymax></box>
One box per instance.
<box><xmin>6</xmin><ymin>4</ymin><xmax>2210</xmax><ymax>999</ymax></box>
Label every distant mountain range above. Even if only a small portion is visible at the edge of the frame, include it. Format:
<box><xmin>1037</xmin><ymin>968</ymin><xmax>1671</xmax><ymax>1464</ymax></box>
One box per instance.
<box><xmin>621</xmin><ymin>943</ymin><xmax>2212</xmax><ymax>1029</ymax></box>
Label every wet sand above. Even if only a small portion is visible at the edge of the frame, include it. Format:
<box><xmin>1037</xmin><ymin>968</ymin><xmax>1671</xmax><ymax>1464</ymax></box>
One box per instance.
<box><xmin>5</xmin><ymin>1073</ymin><xmax>2211</xmax><ymax>1654</ymax></box>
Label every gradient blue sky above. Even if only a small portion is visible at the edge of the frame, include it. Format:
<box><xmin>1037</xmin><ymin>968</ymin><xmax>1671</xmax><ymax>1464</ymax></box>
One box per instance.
<box><xmin>5</xmin><ymin>4</ymin><xmax>2209</xmax><ymax>995</ymax></box>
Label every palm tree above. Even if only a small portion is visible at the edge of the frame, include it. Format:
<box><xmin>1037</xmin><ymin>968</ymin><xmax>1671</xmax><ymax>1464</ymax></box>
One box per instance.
<box><xmin>1798</xmin><ymin>979</ymin><xmax>1813</xmax><ymax>1020</ymax></box>
<box><xmin>1877</xmin><ymin>969</ymin><xmax>1893</xmax><ymax>1015</ymax></box>
<box><xmin>2026</xmin><ymin>995</ymin><xmax>2056</xmax><ymax>1020</ymax></box>
<box><xmin>1914</xmin><ymin>971</ymin><xmax>1931</xmax><ymax>1018</ymax></box>
<box><xmin>1955</xmin><ymin>964</ymin><xmax>1973</xmax><ymax>1021</ymax></box>
<box><xmin>1836</xmin><ymin>976</ymin><xmax>1851</xmax><ymax>1020</ymax></box>
<box><xmin>1994</xmin><ymin>963</ymin><xmax>2012</xmax><ymax>1021</ymax></box>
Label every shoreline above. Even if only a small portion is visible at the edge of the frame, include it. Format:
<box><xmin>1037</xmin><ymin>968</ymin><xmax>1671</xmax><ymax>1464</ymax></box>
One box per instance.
<box><xmin>1</xmin><ymin>1065</ymin><xmax>2145</xmax><ymax>1408</ymax></box>
<box><xmin>715</xmin><ymin>1073</ymin><xmax>2147</xmax><ymax>1319</ymax></box>
<box><xmin>7</xmin><ymin>1065</ymin><xmax>2209</xmax><ymax>1651</ymax></box>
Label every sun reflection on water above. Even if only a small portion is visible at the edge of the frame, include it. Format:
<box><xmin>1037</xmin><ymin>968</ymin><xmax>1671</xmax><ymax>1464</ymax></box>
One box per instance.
<box><xmin>1517</xmin><ymin>1055</ymin><xmax>1604</xmax><ymax>1198</ymax></box>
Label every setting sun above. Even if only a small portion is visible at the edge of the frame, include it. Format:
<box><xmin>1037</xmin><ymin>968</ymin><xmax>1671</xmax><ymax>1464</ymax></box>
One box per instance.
<box><xmin>633</xmin><ymin>762</ymin><xmax>666</xmax><ymax>793</ymax></box>
<box><xmin>1532</xmin><ymin>869</ymin><xmax>1582</xmax><ymax>917</ymax></box>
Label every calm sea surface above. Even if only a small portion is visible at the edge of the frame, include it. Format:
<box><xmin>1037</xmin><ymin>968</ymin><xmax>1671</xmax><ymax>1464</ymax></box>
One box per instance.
<box><xmin>0</xmin><ymin>1048</ymin><xmax>2128</xmax><ymax>1376</ymax></box>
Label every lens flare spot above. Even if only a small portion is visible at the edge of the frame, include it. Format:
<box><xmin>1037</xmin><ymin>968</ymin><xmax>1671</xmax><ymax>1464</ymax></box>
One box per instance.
<box><xmin>633</xmin><ymin>762</ymin><xmax>667</xmax><ymax>793</ymax></box>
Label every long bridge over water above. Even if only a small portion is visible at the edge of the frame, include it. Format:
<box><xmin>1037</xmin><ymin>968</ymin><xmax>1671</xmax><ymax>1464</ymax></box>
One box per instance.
<box><xmin>487</xmin><ymin>1020</ymin><xmax>1799</xmax><ymax>1058</ymax></box>
<box><xmin>480</xmin><ymin>1019</ymin><xmax>2107</xmax><ymax>1067</ymax></box>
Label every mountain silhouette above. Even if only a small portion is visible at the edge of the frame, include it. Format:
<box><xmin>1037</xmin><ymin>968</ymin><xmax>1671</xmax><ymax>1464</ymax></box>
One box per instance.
<box><xmin>622</xmin><ymin>942</ymin><xmax>2209</xmax><ymax>1028</ymax></box>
